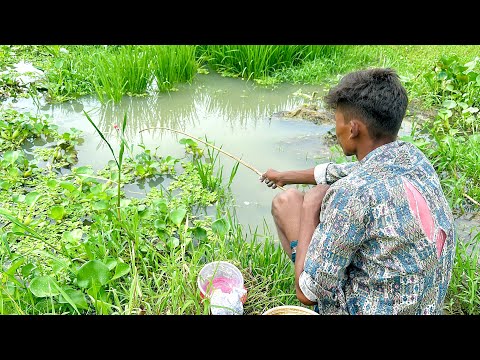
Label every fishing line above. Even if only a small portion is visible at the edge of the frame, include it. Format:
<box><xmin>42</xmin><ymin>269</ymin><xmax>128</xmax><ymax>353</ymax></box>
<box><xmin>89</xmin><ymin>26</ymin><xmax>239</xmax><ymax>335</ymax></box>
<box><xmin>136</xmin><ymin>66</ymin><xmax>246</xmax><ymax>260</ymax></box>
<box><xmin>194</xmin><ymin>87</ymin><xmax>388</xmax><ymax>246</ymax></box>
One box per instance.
<box><xmin>139</xmin><ymin>126</ymin><xmax>285</xmax><ymax>191</ymax></box>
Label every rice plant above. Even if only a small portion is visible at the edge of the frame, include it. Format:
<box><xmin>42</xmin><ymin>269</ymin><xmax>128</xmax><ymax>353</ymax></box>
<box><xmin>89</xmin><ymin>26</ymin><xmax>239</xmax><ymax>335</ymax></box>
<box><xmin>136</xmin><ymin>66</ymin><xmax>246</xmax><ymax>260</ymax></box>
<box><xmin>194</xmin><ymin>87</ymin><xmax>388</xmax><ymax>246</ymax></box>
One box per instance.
<box><xmin>199</xmin><ymin>45</ymin><xmax>338</xmax><ymax>82</ymax></box>
<box><xmin>148</xmin><ymin>45</ymin><xmax>199</xmax><ymax>92</ymax></box>
<box><xmin>89</xmin><ymin>46</ymin><xmax>152</xmax><ymax>104</ymax></box>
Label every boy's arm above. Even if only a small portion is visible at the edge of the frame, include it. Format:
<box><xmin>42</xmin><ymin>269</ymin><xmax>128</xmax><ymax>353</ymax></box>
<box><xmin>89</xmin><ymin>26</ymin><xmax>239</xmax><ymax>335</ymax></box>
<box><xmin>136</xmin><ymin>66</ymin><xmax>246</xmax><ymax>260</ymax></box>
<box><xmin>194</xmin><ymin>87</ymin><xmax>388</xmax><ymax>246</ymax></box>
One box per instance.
<box><xmin>260</xmin><ymin>162</ymin><xmax>358</xmax><ymax>189</ymax></box>
<box><xmin>259</xmin><ymin>168</ymin><xmax>317</xmax><ymax>188</ymax></box>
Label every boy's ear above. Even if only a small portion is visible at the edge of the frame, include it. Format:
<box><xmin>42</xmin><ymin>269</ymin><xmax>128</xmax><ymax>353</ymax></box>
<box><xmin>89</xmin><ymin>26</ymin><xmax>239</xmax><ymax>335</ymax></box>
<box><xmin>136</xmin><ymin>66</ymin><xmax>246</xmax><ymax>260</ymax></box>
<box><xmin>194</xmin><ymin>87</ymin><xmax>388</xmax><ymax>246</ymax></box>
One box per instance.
<box><xmin>349</xmin><ymin>119</ymin><xmax>360</xmax><ymax>138</ymax></box>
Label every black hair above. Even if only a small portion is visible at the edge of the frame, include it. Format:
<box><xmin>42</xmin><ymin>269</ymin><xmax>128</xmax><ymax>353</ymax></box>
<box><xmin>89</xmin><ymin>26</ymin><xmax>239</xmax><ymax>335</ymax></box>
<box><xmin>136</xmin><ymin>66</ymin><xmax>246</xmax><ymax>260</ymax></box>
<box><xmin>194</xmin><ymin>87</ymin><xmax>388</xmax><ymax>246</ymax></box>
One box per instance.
<box><xmin>323</xmin><ymin>67</ymin><xmax>408</xmax><ymax>140</ymax></box>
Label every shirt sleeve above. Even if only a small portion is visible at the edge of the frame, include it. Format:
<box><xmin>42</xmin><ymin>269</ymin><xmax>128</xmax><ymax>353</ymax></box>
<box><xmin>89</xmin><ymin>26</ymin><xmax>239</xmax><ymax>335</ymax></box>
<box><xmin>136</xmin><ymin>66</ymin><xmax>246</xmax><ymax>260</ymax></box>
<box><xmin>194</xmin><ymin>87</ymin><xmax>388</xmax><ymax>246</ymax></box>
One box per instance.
<box><xmin>314</xmin><ymin>162</ymin><xmax>358</xmax><ymax>185</ymax></box>
<box><xmin>298</xmin><ymin>185</ymin><xmax>368</xmax><ymax>314</ymax></box>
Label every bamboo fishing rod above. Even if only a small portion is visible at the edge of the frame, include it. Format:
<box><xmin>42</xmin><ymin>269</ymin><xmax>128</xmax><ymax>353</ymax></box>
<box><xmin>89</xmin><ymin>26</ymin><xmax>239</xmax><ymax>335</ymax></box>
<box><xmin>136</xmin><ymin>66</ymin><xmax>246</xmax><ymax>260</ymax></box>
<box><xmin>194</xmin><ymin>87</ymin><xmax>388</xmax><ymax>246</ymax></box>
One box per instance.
<box><xmin>139</xmin><ymin>126</ymin><xmax>285</xmax><ymax>191</ymax></box>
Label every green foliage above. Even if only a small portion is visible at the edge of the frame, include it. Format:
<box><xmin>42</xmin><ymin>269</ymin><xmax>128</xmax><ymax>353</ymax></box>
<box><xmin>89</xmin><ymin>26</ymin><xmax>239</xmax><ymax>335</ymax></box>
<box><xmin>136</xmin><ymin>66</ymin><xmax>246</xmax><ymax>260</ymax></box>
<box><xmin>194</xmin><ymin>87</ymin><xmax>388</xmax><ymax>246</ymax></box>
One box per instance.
<box><xmin>40</xmin><ymin>46</ymin><xmax>97</xmax><ymax>103</ymax></box>
<box><xmin>422</xmin><ymin>55</ymin><xmax>480</xmax><ymax>134</ymax></box>
<box><xmin>0</xmin><ymin>108</ymin><xmax>290</xmax><ymax>315</ymax></box>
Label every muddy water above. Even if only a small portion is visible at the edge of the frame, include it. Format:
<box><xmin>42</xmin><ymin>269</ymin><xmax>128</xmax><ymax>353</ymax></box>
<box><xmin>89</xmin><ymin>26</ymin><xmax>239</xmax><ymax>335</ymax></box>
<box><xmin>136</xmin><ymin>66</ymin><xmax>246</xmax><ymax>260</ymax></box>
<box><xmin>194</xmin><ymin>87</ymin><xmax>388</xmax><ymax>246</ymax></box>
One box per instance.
<box><xmin>6</xmin><ymin>72</ymin><xmax>337</xmax><ymax>234</ymax></box>
<box><xmin>5</xmin><ymin>71</ymin><xmax>476</xmax><ymax>243</ymax></box>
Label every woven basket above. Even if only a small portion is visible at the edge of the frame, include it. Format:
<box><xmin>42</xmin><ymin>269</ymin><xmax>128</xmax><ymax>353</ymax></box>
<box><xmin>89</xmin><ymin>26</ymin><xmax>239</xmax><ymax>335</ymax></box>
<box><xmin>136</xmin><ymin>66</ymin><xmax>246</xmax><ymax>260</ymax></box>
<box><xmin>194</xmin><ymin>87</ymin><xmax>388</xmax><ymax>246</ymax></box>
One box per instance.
<box><xmin>262</xmin><ymin>305</ymin><xmax>319</xmax><ymax>315</ymax></box>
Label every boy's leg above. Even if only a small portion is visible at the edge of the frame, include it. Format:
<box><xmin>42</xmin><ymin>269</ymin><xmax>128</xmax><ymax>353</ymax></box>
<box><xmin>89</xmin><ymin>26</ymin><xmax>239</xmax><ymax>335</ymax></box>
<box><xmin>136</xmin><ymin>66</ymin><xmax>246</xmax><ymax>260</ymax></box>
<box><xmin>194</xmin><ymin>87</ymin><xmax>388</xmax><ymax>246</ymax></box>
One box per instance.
<box><xmin>271</xmin><ymin>188</ymin><xmax>304</xmax><ymax>258</ymax></box>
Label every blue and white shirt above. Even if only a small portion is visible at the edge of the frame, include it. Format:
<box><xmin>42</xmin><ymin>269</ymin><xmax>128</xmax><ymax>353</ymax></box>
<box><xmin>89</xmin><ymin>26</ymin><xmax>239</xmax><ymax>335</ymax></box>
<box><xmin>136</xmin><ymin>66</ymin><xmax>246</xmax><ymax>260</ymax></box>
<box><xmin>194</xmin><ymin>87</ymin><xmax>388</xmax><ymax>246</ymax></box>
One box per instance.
<box><xmin>299</xmin><ymin>140</ymin><xmax>456</xmax><ymax>314</ymax></box>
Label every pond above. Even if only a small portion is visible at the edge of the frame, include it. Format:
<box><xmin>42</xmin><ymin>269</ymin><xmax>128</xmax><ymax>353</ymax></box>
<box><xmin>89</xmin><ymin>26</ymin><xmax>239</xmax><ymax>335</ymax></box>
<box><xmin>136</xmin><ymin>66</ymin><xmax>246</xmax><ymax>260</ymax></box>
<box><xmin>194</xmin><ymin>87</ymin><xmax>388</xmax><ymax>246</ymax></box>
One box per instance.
<box><xmin>5</xmin><ymin>71</ymin><xmax>476</xmax><ymax>243</ymax></box>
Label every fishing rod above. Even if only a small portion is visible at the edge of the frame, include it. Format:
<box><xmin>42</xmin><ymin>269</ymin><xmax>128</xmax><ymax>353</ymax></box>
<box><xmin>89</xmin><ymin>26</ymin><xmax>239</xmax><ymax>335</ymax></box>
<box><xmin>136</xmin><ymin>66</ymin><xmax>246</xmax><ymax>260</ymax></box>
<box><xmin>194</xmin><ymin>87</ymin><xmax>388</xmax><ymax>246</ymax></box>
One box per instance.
<box><xmin>139</xmin><ymin>126</ymin><xmax>285</xmax><ymax>191</ymax></box>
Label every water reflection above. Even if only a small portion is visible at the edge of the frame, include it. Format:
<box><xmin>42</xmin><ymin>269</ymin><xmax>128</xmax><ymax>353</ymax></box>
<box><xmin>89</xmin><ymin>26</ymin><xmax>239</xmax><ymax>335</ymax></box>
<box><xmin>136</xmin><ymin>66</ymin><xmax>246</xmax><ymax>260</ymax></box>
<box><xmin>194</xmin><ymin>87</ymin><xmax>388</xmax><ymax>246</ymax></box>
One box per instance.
<box><xmin>5</xmin><ymin>72</ymin><xmax>330</xmax><ymax>232</ymax></box>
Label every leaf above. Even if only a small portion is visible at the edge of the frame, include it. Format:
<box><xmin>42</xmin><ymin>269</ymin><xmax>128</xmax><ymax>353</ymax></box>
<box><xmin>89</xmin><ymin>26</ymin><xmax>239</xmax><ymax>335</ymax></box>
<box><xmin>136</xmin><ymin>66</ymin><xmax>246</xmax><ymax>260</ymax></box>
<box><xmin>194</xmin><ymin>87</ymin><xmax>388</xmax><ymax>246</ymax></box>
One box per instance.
<box><xmin>66</xmin><ymin>229</ymin><xmax>83</xmax><ymax>242</ymax></box>
<box><xmin>25</xmin><ymin>191</ymin><xmax>43</xmax><ymax>207</ymax></box>
<box><xmin>83</xmin><ymin>110</ymin><xmax>119</xmax><ymax>168</ymax></box>
<box><xmin>118</xmin><ymin>113</ymin><xmax>128</xmax><ymax>167</ymax></box>
<box><xmin>48</xmin><ymin>205</ymin><xmax>65</xmax><ymax>220</ymax></box>
<box><xmin>180</xmin><ymin>299</ymin><xmax>194</xmax><ymax>313</ymax></box>
<box><xmin>119</xmin><ymin>198</ymin><xmax>131</xmax><ymax>208</ymax></box>
<box><xmin>92</xmin><ymin>200</ymin><xmax>109</xmax><ymax>211</ymax></box>
<box><xmin>0</xmin><ymin>180</ymin><xmax>12</xmax><ymax>190</ymax></box>
<box><xmin>8</xmin><ymin>167</ymin><xmax>20</xmax><ymax>178</ymax></box>
<box><xmin>3</xmin><ymin>150</ymin><xmax>19</xmax><ymax>165</ymax></box>
<box><xmin>46</xmin><ymin>179</ymin><xmax>58</xmax><ymax>189</ymax></box>
<box><xmin>442</xmin><ymin>99</ymin><xmax>457</xmax><ymax>109</ymax></box>
<box><xmin>60</xmin><ymin>181</ymin><xmax>77</xmax><ymax>192</ymax></box>
<box><xmin>155</xmin><ymin>242</ymin><xmax>165</xmax><ymax>251</ymax></box>
<box><xmin>137</xmin><ymin>205</ymin><xmax>149</xmax><ymax>218</ymax></box>
<box><xmin>58</xmin><ymin>288</ymin><xmax>89</xmax><ymax>310</ymax></box>
<box><xmin>192</xmin><ymin>226</ymin><xmax>207</xmax><ymax>241</ymax></box>
<box><xmin>73</xmin><ymin>166</ymin><xmax>93</xmax><ymax>175</ymax></box>
<box><xmin>121</xmin><ymin>112</ymin><xmax>128</xmax><ymax>133</ymax></box>
<box><xmin>179</xmin><ymin>138</ymin><xmax>196</xmax><ymax>146</ymax></box>
<box><xmin>437</xmin><ymin>71</ymin><xmax>447</xmax><ymax>80</ymax></box>
<box><xmin>212</xmin><ymin>218</ymin><xmax>229</xmax><ymax>238</ymax></box>
<box><xmin>167</xmin><ymin>236</ymin><xmax>180</xmax><ymax>249</ymax></box>
<box><xmin>76</xmin><ymin>260</ymin><xmax>111</xmax><ymax>289</ymax></box>
<box><xmin>51</xmin><ymin>258</ymin><xmax>68</xmax><ymax>274</ymax></box>
<box><xmin>169</xmin><ymin>207</ymin><xmax>187</xmax><ymax>227</ymax></box>
<box><xmin>104</xmin><ymin>257</ymin><xmax>117</xmax><ymax>271</ymax></box>
<box><xmin>54</xmin><ymin>59</ymin><xmax>64</xmax><ymax>69</ymax></box>
<box><xmin>153</xmin><ymin>199</ymin><xmax>168</xmax><ymax>213</ymax></box>
<box><xmin>111</xmin><ymin>262</ymin><xmax>130</xmax><ymax>281</ymax></box>
<box><xmin>12</xmin><ymin>194</ymin><xmax>25</xmax><ymax>203</ymax></box>
<box><xmin>0</xmin><ymin>208</ymin><xmax>43</xmax><ymax>241</ymax></box>
<box><xmin>5</xmin><ymin>257</ymin><xmax>25</xmax><ymax>276</ymax></box>
<box><xmin>1</xmin><ymin>233</ymin><xmax>10</xmax><ymax>254</ymax></box>
<box><xmin>54</xmin><ymin>286</ymin><xmax>81</xmax><ymax>314</ymax></box>
<box><xmin>21</xmin><ymin>263</ymin><xmax>36</xmax><ymax>277</ymax></box>
<box><xmin>30</xmin><ymin>276</ymin><xmax>61</xmax><ymax>297</ymax></box>
<box><xmin>154</xmin><ymin>219</ymin><xmax>166</xmax><ymax>229</ymax></box>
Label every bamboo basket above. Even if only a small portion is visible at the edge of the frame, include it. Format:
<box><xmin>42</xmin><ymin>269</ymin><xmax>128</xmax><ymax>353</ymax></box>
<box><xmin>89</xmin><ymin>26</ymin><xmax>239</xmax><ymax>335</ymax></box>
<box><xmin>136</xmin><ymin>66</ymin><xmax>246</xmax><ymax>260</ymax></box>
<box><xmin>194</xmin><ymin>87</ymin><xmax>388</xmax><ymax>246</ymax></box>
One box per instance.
<box><xmin>262</xmin><ymin>305</ymin><xmax>319</xmax><ymax>315</ymax></box>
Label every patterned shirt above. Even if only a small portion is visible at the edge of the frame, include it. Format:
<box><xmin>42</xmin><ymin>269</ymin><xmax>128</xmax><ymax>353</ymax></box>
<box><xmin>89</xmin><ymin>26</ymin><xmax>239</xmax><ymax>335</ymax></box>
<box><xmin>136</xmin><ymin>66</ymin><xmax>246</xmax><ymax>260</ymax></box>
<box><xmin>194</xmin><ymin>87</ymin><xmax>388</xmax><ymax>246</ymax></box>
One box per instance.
<box><xmin>299</xmin><ymin>140</ymin><xmax>456</xmax><ymax>315</ymax></box>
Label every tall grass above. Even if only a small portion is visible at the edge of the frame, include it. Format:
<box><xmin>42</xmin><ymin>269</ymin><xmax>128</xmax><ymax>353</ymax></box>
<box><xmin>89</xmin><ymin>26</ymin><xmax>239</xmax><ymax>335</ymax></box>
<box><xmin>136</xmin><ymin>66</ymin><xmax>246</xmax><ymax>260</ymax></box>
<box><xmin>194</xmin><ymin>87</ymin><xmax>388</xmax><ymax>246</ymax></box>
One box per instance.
<box><xmin>148</xmin><ymin>45</ymin><xmax>199</xmax><ymax>92</ymax></box>
<box><xmin>198</xmin><ymin>45</ymin><xmax>342</xmax><ymax>82</ymax></box>
<box><xmin>445</xmin><ymin>231</ymin><xmax>480</xmax><ymax>314</ymax></box>
<box><xmin>87</xmin><ymin>45</ymin><xmax>199</xmax><ymax>103</ymax></box>
<box><xmin>89</xmin><ymin>46</ymin><xmax>152</xmax><ymax>104</ymax></box>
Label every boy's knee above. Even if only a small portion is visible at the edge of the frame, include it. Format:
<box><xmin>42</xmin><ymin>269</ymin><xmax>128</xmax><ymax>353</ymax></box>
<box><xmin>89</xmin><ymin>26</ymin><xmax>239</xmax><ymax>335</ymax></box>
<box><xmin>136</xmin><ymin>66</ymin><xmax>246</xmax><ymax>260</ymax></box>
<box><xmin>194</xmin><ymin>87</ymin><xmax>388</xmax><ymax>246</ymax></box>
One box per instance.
<box><xmin>271</xmin><ymin>189</ymin><xmax>300</xmax><ymax>216</ymax></box>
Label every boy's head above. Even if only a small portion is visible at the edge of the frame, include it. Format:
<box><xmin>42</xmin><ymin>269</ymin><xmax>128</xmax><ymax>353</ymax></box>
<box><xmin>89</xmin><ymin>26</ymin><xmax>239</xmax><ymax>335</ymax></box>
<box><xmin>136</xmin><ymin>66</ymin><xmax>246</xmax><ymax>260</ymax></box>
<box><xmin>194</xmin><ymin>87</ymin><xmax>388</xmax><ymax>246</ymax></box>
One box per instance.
<box><xmin>324</xmin><ymin>68</ymin><xmax>408</xmax><ymax>142</ymax></box>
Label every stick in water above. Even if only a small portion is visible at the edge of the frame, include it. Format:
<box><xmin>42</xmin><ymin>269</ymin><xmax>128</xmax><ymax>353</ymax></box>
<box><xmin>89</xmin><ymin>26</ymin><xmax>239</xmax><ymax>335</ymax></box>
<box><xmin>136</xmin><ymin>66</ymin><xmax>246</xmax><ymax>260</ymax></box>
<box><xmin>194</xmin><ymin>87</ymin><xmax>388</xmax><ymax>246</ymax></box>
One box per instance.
<box><xmin>139</xmin><ymin>126</ymin><xmax>285</xmax><ymax>191</ymax></box>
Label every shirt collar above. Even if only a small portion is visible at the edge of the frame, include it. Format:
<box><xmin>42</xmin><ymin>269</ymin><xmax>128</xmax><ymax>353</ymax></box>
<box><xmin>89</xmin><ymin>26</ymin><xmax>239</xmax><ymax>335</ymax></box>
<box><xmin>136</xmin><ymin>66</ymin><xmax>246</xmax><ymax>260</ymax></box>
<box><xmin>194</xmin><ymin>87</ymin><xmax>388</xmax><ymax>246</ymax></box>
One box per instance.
<box><xmin>359</xmin><ymin>140</ymin><xmax>404</xmax><ymax>164</ymax></box>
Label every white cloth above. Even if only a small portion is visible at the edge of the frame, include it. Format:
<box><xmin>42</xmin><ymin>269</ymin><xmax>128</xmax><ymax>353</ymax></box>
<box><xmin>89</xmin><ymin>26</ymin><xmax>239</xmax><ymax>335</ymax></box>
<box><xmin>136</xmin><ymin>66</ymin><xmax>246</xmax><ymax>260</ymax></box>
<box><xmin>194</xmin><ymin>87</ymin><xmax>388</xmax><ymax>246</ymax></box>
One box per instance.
<box><xmin>313</xmin><ymin>162</ymin><xmax>332</xmax><ymax>184</ymax></box>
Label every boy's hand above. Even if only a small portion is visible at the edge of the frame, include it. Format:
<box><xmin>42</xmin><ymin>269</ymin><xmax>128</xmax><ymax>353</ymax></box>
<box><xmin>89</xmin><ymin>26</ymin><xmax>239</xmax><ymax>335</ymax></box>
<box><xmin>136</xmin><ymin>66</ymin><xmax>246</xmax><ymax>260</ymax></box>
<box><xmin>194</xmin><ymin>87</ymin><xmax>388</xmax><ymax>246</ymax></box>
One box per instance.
<box><xmin>259</xmin><ymin>169</ymin><xmax>284</xmax><ymax>189</ymax></box>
